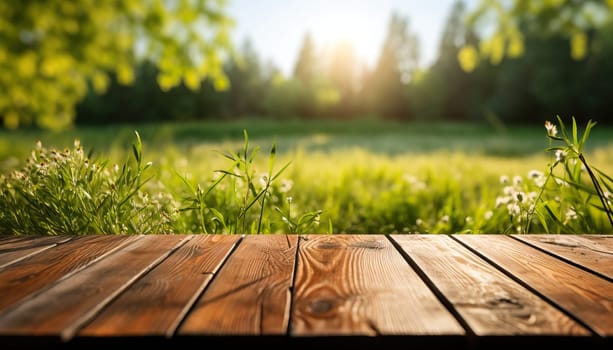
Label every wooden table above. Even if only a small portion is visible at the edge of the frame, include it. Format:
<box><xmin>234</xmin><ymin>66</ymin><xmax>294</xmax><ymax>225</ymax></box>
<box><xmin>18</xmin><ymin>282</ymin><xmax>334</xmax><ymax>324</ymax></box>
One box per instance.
<box><xmin>0</xmin><ymin>234</ymin><xmax>611</xmax><ymax>349</ymax></box>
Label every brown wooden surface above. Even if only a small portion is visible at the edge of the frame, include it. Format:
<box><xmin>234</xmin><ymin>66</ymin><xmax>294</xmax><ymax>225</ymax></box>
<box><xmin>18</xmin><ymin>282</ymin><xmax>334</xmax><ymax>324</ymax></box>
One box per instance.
<box><xmin>0</xmin><ymin>235</ymin><xmax>72</xmax><ymax>269</ymax></box>
<box><xmin>80</xmin><ymin>234</ymin><xmax>240</xmax><ymax>337</ymax></box>
<box><xmin>510</xmin><ymin>234</ymin><xmax>613</xmax><ymax>280</ymax></box>
<box><xmin>292</xmin><ymin>234</ymin><xmax>463</xmax><ymax>336</ymax></box>
<box><xmin>0</xmin><ymin>234</ymin><xmax>610</xmax><ymax>350</ymax></box>
<box><xmin>0</xmin><ymin>235</ymin><xmax>136</xmax><ymax>310</ymax></box>
<box><xmin>391</xmin><ymin>234</ymin><xmax>589</xmax><ymax>336</ymax></box>
<box><xmin>454</xmin><ymin>234</ymin><xmax>613</xmax><ymax>337</ymax></box>
<box><xmin>0</xmin><ymin>235</ymin><xmax>186</xmax><ymax>340</ymax></box>
<box><xmin>178</xmin><ymin>234</ymin><xmax>298</xmax><ymax>335</ymax></box>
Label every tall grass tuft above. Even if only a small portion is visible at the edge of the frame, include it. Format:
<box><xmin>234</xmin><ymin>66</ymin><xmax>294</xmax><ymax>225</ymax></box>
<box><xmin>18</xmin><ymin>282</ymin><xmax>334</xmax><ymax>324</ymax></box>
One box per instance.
<box><xmin>493</xmin><ymin>116</ymin><xmax>613</xmax><ymax>233</ymax></box>
<box><xmin>0</xmin><ymin>131</ymin><xmax>175</xmax><ymax>235</ymax></box>
<box><xmin>178</xmin><ymin>129</ymin><xmax>323</xmax><ymax>234</ymax></box>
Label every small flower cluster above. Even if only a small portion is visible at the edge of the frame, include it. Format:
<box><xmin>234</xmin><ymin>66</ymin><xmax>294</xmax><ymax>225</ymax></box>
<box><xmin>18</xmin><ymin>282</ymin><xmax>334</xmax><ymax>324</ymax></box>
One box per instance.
<box><xmin>492</xmin><ymin>118</ymin><xmax>613</xmax><ymax>233</ymax></box>
<box><xmin>0</xmin><ymin>136</ymin><xmax>174</xmax><ymax>235</ymax></box>
<box><xmin>495</xmin><ymin>173</ymin><xmax>540</xmax><ymax>232</ymax></box>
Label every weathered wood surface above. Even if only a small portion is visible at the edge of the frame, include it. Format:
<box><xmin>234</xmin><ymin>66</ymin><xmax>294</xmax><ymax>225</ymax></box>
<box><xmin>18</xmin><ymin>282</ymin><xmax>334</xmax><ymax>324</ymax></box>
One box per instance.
<box><xmin>0</xmin><ymin>234</ymin><xmax>610</xmax><ymax>350</ymax></box>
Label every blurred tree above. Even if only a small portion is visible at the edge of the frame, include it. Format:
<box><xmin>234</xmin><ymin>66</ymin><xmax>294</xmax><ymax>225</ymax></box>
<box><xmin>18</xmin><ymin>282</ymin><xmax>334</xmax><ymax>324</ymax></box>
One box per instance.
<box><xmin>293</xmin><ymin>32</ymin><xmax>319</xmax><ymax>85</ymax></box>
<box><xmin>461</xmin><ymin>0</ymin><xmax>613</xmax><ymax>71</ymax></box>
<box><xmin>291</xmin><ymin>32</ymin><xmax>320</xmax><ymax>117</ymax></box>
<box><xmin>369</xmin><ymin>12</ymin><xmax>420</xmax><ymax>119</ymax></box>
<box><xmin>221</xmin><ymin>38</ymin><xmax>270</xmax><ymax>117</ymax></box>
<box><xmin>76</xmin><ymin>60</ymin><xmax>167</xmax><ymax>124</ymax></box>
<box><xmin>483</xmin><ymin>24</ymin><xmax>613</xmax><ymax>125</ymax></box>
<box><xmin>0</xmin><ymin>0</ymin><xmax>233</xmax><ymax>129</ymax></box>
<box><xmin>262</xmin><ymin>75</ymin><xmax>306</xmax><ymax>119</ymax></box>
<box><xmin>576</xmin><ymin>18</ymin><xmax>613</xmax><ymax>120</ymax></box>
<box><xmin>328</xmin><ymin>40</ymin><xmax>359</xmax><ymax>118</ymax></box>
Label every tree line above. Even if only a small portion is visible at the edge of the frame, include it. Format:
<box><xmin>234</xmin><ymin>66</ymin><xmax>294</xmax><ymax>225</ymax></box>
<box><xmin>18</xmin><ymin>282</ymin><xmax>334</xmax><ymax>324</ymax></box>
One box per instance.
<box><xmin>76</xmin><ymin>1</ymin><xmax>613</xmax><ymax>126</ymax></box>
<box><xmin>3</xmin><ymin>1</ymin><xmax>611</xmax><ymax>128</ymax></box>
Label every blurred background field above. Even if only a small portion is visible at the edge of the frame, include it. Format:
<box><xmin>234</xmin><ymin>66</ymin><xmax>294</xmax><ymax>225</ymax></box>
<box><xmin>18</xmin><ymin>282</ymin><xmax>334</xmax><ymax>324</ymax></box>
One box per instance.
<box><xmin>2</xmin><ymin>118</ymin><xmax>612</xmax><ymax>159</ymax></box>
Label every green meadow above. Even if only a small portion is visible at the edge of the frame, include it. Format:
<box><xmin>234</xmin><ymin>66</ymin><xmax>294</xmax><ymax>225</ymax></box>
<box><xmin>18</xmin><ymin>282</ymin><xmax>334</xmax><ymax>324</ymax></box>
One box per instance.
<box><xmin>1</xmin><ymin>118</ymin><xmax>612</xmax><ymax>235</ymax></box>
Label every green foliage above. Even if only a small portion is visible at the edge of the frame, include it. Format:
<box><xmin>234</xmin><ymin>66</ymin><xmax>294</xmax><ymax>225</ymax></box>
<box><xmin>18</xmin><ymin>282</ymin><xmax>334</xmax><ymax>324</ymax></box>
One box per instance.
<box><xmin>491</xmin><ymin>117</ymin><xmax>613</xmax><ymax>233</ymax></box>
<box><xmin>178</xmin><ymin>129</ymin><xmax>322</xmax><ymax>234</ymax></box>
<box><xmin>540</xmin><ymin>116</ymin><xmax>613</xmax><ymax>230</ymax></box>
<box><xmin>0</xmin><ymin>0</ymin><xmax>233</xmax><ymax>129</ymax></box>
<box><xmin>0</xmin><ymin>131</ymin><xmax>175</xmax><ymax>234</ymax></box>
<box><xmin>0</xmin><ymin>120</ymin><xmax>612</xmax><ymax>235</ymax></box>
<box><xmin>463</xmin><ymin>0</ymin><xmax>613</xmax><ymax>70</ymax></box>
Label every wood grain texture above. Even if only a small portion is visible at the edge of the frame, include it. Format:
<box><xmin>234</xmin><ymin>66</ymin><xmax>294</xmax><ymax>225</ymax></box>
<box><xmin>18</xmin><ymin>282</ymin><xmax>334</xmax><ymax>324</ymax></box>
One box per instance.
<box><xmin>454</xmin><ymin>234</ymin><xmax>613</xmax><ymax>337</ymax></box>
<box><xmin>291</xmin><ymin>234</ymin><xmax>464</xmax><ymax>336</ymax></box>
<box><xmin>391</xmin><ymin>234</ymin><xmax>589</xmax><ymax>336</ymax></box>
<box><xmin>0</xmin><ymin>234</ymin><xmax>188</xmax><ymax>340</ymax></box>
<box><xmin>179</xmin><ymin>234</ymin><xmax>298</xmax><ymax>336</ymax></box>
<box><xmin>79</xmin><ymin>234</ymin><xmax>241</xmax><ymax>337</ymax></box>
<box><xmin>511</xmin><ymin>234</ymin><xmax>613</xmax><ymax>280</ymax></box>
<box><xmin>0</xmin><ymin>234</ymin><xmax>136</xmax><ymax>311</ymax></box>
<box><xmin>0</xmin><ymin>235</ymin><xmax>73</xmax><ymax>269</ymax></box>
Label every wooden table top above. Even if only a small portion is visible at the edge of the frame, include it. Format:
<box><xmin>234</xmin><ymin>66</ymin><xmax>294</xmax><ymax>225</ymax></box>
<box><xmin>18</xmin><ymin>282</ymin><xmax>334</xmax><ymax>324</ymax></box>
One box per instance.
<box><xmin>0</xmin><ymin>234</ymin><xmax>611</xmax><ymax>349</ymax></box>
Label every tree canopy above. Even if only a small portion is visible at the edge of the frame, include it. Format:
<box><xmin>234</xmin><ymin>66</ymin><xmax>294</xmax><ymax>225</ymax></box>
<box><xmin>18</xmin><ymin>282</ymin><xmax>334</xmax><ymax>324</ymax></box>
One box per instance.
<box><xmin>0</xmin><ymin>0</ymin><xmax>233</xmax><ymax>129</ymax></box>
<box><xmin>459</xmin><ymin>0</ymin><xmax>613</xmax><ymax>72</ymax></box>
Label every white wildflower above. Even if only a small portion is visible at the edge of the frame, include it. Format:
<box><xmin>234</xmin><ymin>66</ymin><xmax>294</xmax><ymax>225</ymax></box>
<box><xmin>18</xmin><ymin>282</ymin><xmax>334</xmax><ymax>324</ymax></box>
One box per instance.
<box><xmin>535</xmin><ymin>176</ymin><xmax>546</xmax><ymax>187</ymax></box>
<box><xmin>565</xmin><ymin>207</ymin><xmax>578</xmax><ymax>221</ymax></box>
<box><xmin>440</xmin><ymin>215</ymin><xmax>450</xmax><ymax>224</ymax></box>
<box><xmin>528</xmin><ymin>192</ymin><xmax>538</xmax><ymax>200</ymax></box>
<box><xmin>499</xmin><ymin>175</ymin><xmax>509</xmax><ymax>184</ymax></box>
<box><xmin>513</xmin><ymin>175</ymin><xmax>523</xmax><ymax>186</ymax></box>
<box><xmin>503</xmin><ymin>186</ymin><xmax>515</xmax><ymax>196</ymax></box>
<box><xmin>416</xmin><ymin>218</ymin><xmax>424</xmax><ymax>226</ymax></box>
<box><xmin>280</xmin><ymin>179</ymin><xmax>293</xmax><ymax>193</ymax></box>
<box><xmin>528</xmin><ymin>170</ymin><xmax>543</xmax><ymax>179</ymax></box>
<box><xmin>507</xmin><ymin>203</ymin><xmax>521</xmax><ymax>216</ymax></box>
<box><xmin>515</xmin><ymin>191</ymin><xmax>526</xmax><ymax>203</ymax></box>
<box><xmin>544</xmin><ymin>120</ymin><xmax>558</xmax><ymax>137</ymax></box>
<box><xmin>528</xmin><ymin>170</ymin><xmax>546</xmax><ymax>187</ymax></box>
<box><xmin>496</xmin><ymin>196</ymin><xmax>511</xmax><ymax>208</ymax></box>
<box><xmin>259</xmin><ymin>174</ymin><xmax>268</xmax><ymax>188</ymax></box>
<box><xmin>484</xmin><ymin>210</ymin><xmax>493</xmax><ymax>220</ymax></box>
<box><xmin>555</xmin><ymin>150</ymin><xmax>566</xmax><ymax>162</ymax></box>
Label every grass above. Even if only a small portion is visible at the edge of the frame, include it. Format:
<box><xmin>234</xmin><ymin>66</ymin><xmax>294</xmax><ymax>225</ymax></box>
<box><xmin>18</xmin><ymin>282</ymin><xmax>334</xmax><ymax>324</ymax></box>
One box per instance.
<box><xmin>1</xmin><ymin>118</ymin><xmax>612</xmax><ymax>235</ymax></box>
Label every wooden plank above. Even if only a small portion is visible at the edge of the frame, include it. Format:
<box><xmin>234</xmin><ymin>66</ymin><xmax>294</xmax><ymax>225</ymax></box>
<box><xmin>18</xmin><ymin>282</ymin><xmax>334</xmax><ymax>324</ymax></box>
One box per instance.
<box><xmin>0</xmin><ymin>234</ymin><xmax>188</xmax><ymax>341</ymax></box>
<box><xmin>390</xmin><ymin>234</ymin><xmax>589</xmax><ymax>336</ymax></box>
<box><xmin>79</xmin><ymin>234</ymin><xmax>241</xmax><ymax>337</ymax></box>
<box><xmin>511</xmin><ymin>234</ymin><xmax>613</xmax><ymax>280</ymax></box>
<box><xmin>454</xmin><ymin>234</ymin><xmax>613</xmax><ymax>337</ymax></box>
<box><xmin>178</xmin><ymin>234</ymin><xmax>298</xmax><ymax>336</ymax></box>
<box><xmin>291</xmin><ymin>234</ymin><xmax>464</xmax><ymax>336</ymax></box>
<box><xmin>0</xmin><ymin>235</ymin><xmax>25</xmax><ymax>243</ymax></box>
<box><xmin>0</xmin><ymin>234</ymin><xmax>138</xmax><ymax>311</ymax></box>
<box><xmin>0</xmin><ymin>235</ymin><xmax>73</xmax><ymax>269</ymax></box>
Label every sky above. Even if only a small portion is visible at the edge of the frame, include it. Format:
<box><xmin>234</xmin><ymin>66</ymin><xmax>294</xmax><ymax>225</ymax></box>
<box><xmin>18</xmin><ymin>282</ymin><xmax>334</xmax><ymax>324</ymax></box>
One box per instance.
<box><xmin>226</xmin><ymin>0</ymin><xmax>478</xmax><ymax>76</ymax></box>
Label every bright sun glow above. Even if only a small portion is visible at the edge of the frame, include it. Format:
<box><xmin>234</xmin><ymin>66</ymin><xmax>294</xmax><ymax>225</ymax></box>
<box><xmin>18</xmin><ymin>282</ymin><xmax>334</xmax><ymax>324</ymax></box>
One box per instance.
<box><xmin>305</xmin><ymin>2</ymin><xmax>385</xmax><ymax>66</ymax></box>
